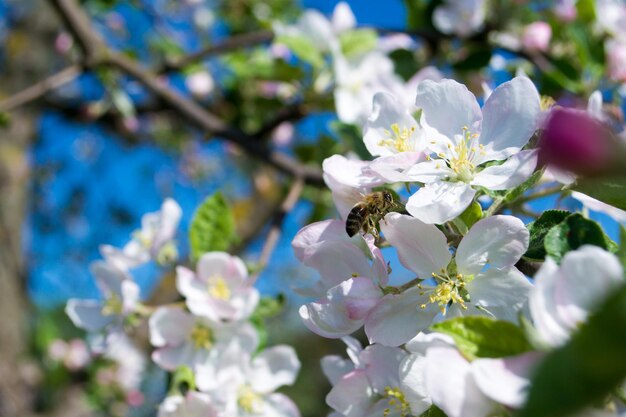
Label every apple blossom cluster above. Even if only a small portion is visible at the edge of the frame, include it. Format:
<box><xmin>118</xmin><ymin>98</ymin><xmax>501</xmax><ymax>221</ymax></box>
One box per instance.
<box><xmin>292</xmin><ymin>74</ymin><xmax>626</xmax><ymax>416</ymax></box>
<box><xmin>65</xmin><ymin>199</ymin><xmax>302</xmax><ymax>417</ymax></box>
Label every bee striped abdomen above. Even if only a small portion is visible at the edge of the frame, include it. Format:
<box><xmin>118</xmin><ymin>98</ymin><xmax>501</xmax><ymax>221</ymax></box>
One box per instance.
<box><xmin>346</xmin><ymin>204</ymin><xmax>368</xmax><ymax>237</ymax></box>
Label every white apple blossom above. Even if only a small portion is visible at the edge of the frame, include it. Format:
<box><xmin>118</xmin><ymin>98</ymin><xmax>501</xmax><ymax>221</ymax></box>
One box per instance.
<box><xmin>149</xmin><ymin>306</ymin><xmax>258</xmax><ymax>373</ymax></box>
<box><xmin>381</xmin><ymin>213</ymin><xmax>532</xmax><ymax>321</ymax></box>
<box><xmin>196</xmin><ymin>343</ymin><xmax>301</xmax><ymax>417</ymax></box>
<box><xmin>571</xmin><ymin>191</ymin><xmax>626</xmax><ymax>223</ymax></box>
<box><xmin>433</xmin><ymin>0</ymin><xmax>486</xmax><ymax>38</ymax></box>
<box><xmin>529</xmin><ymin>245</ymin><xmax>624</xmax><ymax>347</ymax></box>
<box><xmin>291</xmin><ymin>219</ymin><xmax>388</xmax><ymax>296</ymax></box>
<box><xmin>104</xmin><ymin>333</ymin><xmax>147</xmax><ymax>391</ymax></box>
<box><xmin>322</xmin><ymin>337</ymin><xmax>410</xmax><ymax>417</ymax></box>
<box><xmin>66</xmin><ymin>260</ymin><xmax>140</xmax><ymax>333</ymax></box>
<box><xmin>100</xmin><ymin>198</ymin><xmax>182</xmax><ymax>269</ymax></box>
<box><xmin>158</xmin><ymin>392</ymin><xmax>219</xmax><ymax>417</ymax></box>
<box><xmin>404</xmin><ymin>77</ymin><xmax>540</xmax><ymax>224</ymax></box>
<box><xmin>176</xmin><ymin>252</ymin><xmax>260</xmax><ymax>322</ymax></box>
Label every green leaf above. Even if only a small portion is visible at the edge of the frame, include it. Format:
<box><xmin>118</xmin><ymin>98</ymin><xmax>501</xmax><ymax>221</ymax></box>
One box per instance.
<box><xmin>544</xmin><ymin>213</ymin><xmax>612</xmax><ymax>262</ymax></box>
<box><xmin>169</xmin><ymin>365</ymin><xmax>196</xmax><ymax>395</ymax></box>
<box><xmin>275</xmin><ymin>35</ymin><xmax>324</xmax><ymax>68</ymax></box>
<box><xmin>453</xmin><ymin>47</ymin><xmax>492</xmax><ymax>71</ymax></box>
<box><xmin>520</xmin><ymin>284</ymin><xmax>626</xmax><ymax>417</ymax></box>
<box><xmin>189</xmin><ymin>192</ymin><xmax>236</xmax><ymax>262</ymax></box>
<box><xmin>574</xmin><ymin>175</ymin><xmax>626</xmax><ymax>212</ymax></box>
<box><xmin>250</xmin><ymin>294</ymin><xmax>286</xmax><ymax>321</ymax></box>
<box><xmin>431</xmin><ymin>317</ymin><xmax>532</xmax><ymax>361</ymax></box>
<box><xmin>525</xmin><ymin>210</ymin><xmax>571</xmax><ymax>261</ymax></box>
<box><xmin>339</xmin><ymin>29</ymin><xmax>378</xmax><ymax>58</ymax></box>
<box><xmin>419</xmin><ymin>405</ymin><xmax>448</xmax><ymax>417</ymax></box>
<box><xmin>455</xmin><ymin>201</ymin><xmax>483</xmax><ymax>235</ymax></box>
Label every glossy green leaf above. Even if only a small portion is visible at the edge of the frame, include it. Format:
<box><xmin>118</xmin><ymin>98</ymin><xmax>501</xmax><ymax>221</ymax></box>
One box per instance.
<box><xmin>189</xmin><ymin>192</ymin><xmax>237</xmax><ymax>262</ymax></box>
<box><xmin>525</xmin><ymin>210</ymin><xmax>571</xmax><ymax>261</ymax></box>
<box><xmin>544</xmin><ymin>213</ymin><xmax>614</xmax><ymax>262</ymax></box>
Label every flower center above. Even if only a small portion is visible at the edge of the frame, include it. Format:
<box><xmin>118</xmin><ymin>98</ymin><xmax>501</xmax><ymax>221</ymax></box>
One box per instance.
<box><xmin>189</xmin><ymin>323</ymin><xmax>214</xmax><ymax>350</ymax></box>
<box><xmin>378</xmin><ymin>123</ymin><xmax>416</xmax><ymax>153</ymax></box>
<box><xmin>238</xmin><ymin>385</ymin><xmax>264</xmax><ymax>414</ymax></box>
<box><xmin>418</xmin><ymin>269</ymin><xmax>473</xmax><ymax>314</ymax></box>
<box><xmin>383</xmin><ymin>386</ymin><xmax>410</xmax><ymax>417</ymax></box>
<box><xmin>132</xmin><ymin>229</ymin><xmax>154</xmax><ymax>249</ymax></box>
<box><xmin>208</xmin><ymin>276</ymin><xmax>231</xmax><ymax>300</ymax></box>
<box><xmin>156</xmin><ymin>242</ymin><xmax>178</xmax><ymax>265</ymax></box>
<box><xmin>429</xmin><ymin>126</ymin><xmax>485</xmax><ymax>183</ymax></box>
<box><xmin>101</xmin><ymin>294</ymin><xmax>123</xmax><ymax>316</ymax></box>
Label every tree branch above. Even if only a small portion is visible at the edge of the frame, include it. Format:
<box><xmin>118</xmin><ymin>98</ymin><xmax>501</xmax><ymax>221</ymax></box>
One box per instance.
<box><xmin>46</xmin><ymin>0</ymin><xmax>324</xmax><ymax>186</ymax></box>
<box><xmin>251</xmin><ymin>177</ymin><xmax>304</xmax><ymax>283</ymax></box>
<box><xmin>0</xmin><ymin>65</ymin><xmax>82</xmax><ymax>113</ymax></box>
<box><xmin>160</xmin><ymin>30</ymin><xmax>274</xmax><ymax>73</ymax></box>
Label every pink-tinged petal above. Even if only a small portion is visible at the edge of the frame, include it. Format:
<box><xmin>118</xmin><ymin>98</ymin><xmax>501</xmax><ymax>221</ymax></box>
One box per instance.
<box><xmin>326</xmin><ymin>370</ymin><xmax>374</xmax><ymax>417</ymax></box>
<box><xmin>529</xmin><ymin>258</ymin><xmax>571</xmax><ymax>347</ymax></box>
<box><xmin>369</xmin><ymin>152</ymin><xmax>425</xmax><ymax>183</ymax></box>
<box><xmin>555</xmin><ymin>245</ymin><xmax>624</xmax><ymax>327</ymax></box>
<box><xmin>264</xmin><ymin>393</ymin><xmax>302</xmax><ymax>417</ymax></box>
<box><xmin>399</xmin><ymin>355</ymin><xmax>432</xmax><ymax>415</ymax></box>
<box><xmin>197</xmin><ymin>252</ymin><xmax>248</xmax><ymax>285</ymax></box>
<box><xmin>471</xmin><ymin>352</ymin><xmax>543</xmax><ymax>408</ymax></box>
<box><xmin>415</xmin><ymin>79</ymin><xmax>482</xmax><ymax>142</ymax></box>
<box><xmin>176</xmin><ymin>266</ymin><xmax>203</xmax><ymax>299</ymax></box>
<box><xmin>299</xmin><ymin>278</ymin><xmax>382</xmax><ymax>338</ymax></box>
<box><xmin>66</xmin><ymin>299</ymin><xmax>112</xmax><ymax>332</ymax></box>
<box><xmin>323</xmin><ymin>155</ymin><xmax>384</xmax><ymax>189</ymax></box>
<box><xmin>322</xmin><ymin>355</ymin><xmax>354</xmax><ymax>385</ymax></box>
<box><xmin>331</xmin><ymin>1</ymin><xmax>356</xmax><ymax>32</ymax></box>
<box><xmin>360</xmin><ymin>344</ymin><xmax>406</xmax><ymax>392</ymax></box>
<box><xmin>149</xmin><ymin>307</ymin><xmax>194</xmax><ymax>347</ymax></box>
<box><xmin>364</xmin><ymin>92</ymin><xmax>422</xmax><ymax>157</ymax></box>
<box><xmin>466</xmin><ymin>267</ymin><xmax>531</xmax><ymax>313</ymax></box>
<box><xmin>425</xmin><ymin>346</ymin><xmax>496</xmax><ymax>417</ymax></box>
<box><xmin>571</xmin><ymin>192</ymin><xmax>626</xmax><ymax>223</ymax></box>
<box><xmin>250</xmin><ymin>345</ymin><xmax>301</xmax><ymax>394</ymax></box>
<box><xmin>365</xmin><ymin>288</ymin><xmax>438</xmax><ymax>346</ymax></box>
<box><xmin>406</xmin><ymin>182</ymin><xmax>476</xmax><ymax>225</ymax></box>
<box><xmin>472</xmin><ymin>150</ymin><xmax>538</xmax><ymax>190</ymax></box>
<box><xmin>380</xmin><ymin>212</ymin><xmax>450</xmax><ymax>277</ymax></box>
<box><xmin>477</xmin><ymin>77</ymin><xmax>540</xmax><ymax>164</ymax></box>
<box><xmin>457</xmin><ymin>215</ymin><xmax>529</xmax><ymax>275</ymax></box>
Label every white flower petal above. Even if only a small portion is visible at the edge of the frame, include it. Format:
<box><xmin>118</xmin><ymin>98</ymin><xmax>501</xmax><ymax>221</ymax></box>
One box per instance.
<box><xmin>399</xmin><ymin>354</ymin><xmax>432</xmax><ymax>415</ymax></box>
<box><xmin>322</xmin><ymin>355</ymin><xmax>355</xmax><ymax>385</ymax></box>
<box><xmin>250</xmin><ymin>345</ymin><xmax>301</xmax><ymax>394</ymax></box>
<box><xmin>571</xmin><ymin>192</ymin><xmax>626</xmax><ymax>223</ymax></box>
<box><xmin>197</xmin><ymin>252</ymin><xmax>248</xmax><ymax>285</ymax></box>
<box><xmin>457</xmin><ymin>215</ymin><xmax>529</xmax><ymax>274</ymax></box>
<box><xmin>90</xmin><ymin>260</ymin><xmax>130</xmax><ymax>297</ymax></box>
<box><xmin>415</xmin><ymin>79</ymin><xmax>482</xmax><ymax>142</ymax></box>
<box><xmin>264</xmin><ymin>393</ymin><xmax>302</xmax><ymax>417</ymax></box>
<box><xmin>365</xmin><ymin>288</ymin><xmax>438</xmax><ymax>346</ymax></box>
<box><xmin>153</xmin><ymin>198</ymin><xmax>182</xmax><ymax>250</ymax></box>
<box><xmin>149</xmin><ymin>307</ymin><xmax>195</xmax><ymax>347</ymax></box>
<box><xmin>465</xmin><ymin>267</ymin><xmax>532</xmax><ymax>314</ymax></box>
<box><xmin>332</xmin><ymin>2</ymin><xmax>356</xmax><ymax>33</ymax></box>
<box><xmin>66</xmin><ymin>299</ymin><xmax>112</xmax><ymax>332</ymax></box>
<box><xmin>425</xmin><ymin>346</ymin><xmax>496</xmax><ymax>417</ymax></box>
<box><xmin>326</xmin><ymin>370</ymin><xmax>374</xmax><ymax>417</ymax></box>
<box><xmin>381</xmin><ymin>212</ymin><xmax>451</xmax><ymax>277</ymax></box>
<box><xmin>471</xmin><ymin>352</ymin><xmax>543</xmax><ymax>408</ymax></box>
<box><xmin>403</xmin><ymin>160</ymin><xmax>452</xmax><ymax>183</ymax></box>
<box><xmin>369</xmin><ymin>152</ymin><xmax>425</xmax><ymax>182</ymax></box>
<box><xmin>364</xmin><ymin>92</ymin><xmax>422</xmax><ymax>157</ymax></box>
<box><xmin>477</xmin><ymin>77</ymin><xmax>540</xmax><ymax>163</ymax></box>
<box><xmin>406</xmin><ymin>182</ymin><xmax>476</xmax><ymax>224</ymax></box>
<box><xmin>472</xmin><ymin>150</ymin><xmax>538</xmax><ymax>190</ymax></box>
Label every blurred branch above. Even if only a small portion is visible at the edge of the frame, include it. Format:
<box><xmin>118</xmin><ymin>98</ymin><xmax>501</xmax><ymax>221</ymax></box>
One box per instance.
<box><xmin>0</xmin><ymin>65</ymin><xmax>82</xmax><ymax>113</ymax></box>
<box><xmin>160</xmin><ymin>30</ymin><xmax>274</xmax><ymax>73</ymax></box>
<box><xmin>251</xmin><ymin>177</ymin><xmax>304</xmax><ymax>283</ymax></box>
<box><xmin>255</xmin><ymin>103</ymin><xmax>306</xmax><ymax>139</ymax></box>
<box><xmin>46</xmin><ymin>0</ymin><xmax>324</xmax><ymax>186</ymax></box>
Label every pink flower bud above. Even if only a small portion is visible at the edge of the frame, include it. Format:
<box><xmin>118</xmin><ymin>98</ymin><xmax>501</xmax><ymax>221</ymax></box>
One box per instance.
<box><xmin>554</xmin><ymin>0</ymin><xmax>577</xmax><ymax>22</ymax></box>
<box><xmin>539</xmin><ymin>108</ymin><xmax>613</xmax><ymax>176</ymax></box>
<box><xmin>55</xmin><ymin>32</ymin><xmax>73</xmax><ymax>55</ymax></box>
<box><xmin>522</xmin><ymin>22</ymin><xmax>552</xmax><ymax>52</ymax></box>
<box><xmin>126</xmin><ymin>390</ymin><xmax>145</xmax><ymax>407</ymax></box>
<box><xmin>271</xmin><ymin>122</ymin><xmax>294</xmax><ymax>146</ymax></box>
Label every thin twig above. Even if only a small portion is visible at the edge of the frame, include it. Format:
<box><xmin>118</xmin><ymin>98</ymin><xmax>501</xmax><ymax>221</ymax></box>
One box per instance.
<box><xmin>0</xmin><ymin>65</ymin><xmax>82</xmax><ymax>113</ymax></box>
<box><xmin>251</xmin><ymin>177</ymin><xmax>304</xmax><ymax>283</ymax></box>
<box><xmin>513</xmin><ymin>184</ymin><xmax>564</xmax><ymax>205</ymax></box>
<box><xmin>160</xmin><ymin>30</ymin><xmax>274</xmax><ymax>73</ymax></box>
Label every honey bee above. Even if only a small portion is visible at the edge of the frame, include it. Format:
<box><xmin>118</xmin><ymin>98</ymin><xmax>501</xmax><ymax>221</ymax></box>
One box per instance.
<box><xmin>345</xmin><ymin>190</ymin><xmax>396</xmax><ymax>237</ymax></box>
